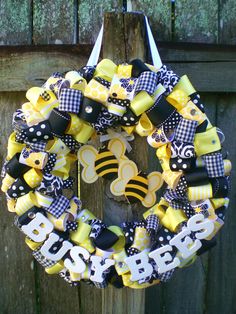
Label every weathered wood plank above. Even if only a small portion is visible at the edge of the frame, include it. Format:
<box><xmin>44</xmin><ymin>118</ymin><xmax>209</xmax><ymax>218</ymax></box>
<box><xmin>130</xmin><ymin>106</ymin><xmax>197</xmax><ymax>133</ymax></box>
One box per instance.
<box><xmin>33</xmin><ymin>0</ymin><xmax>75</xmax><ymax>44</ymax></box>
<box><xmin>78</xmin><ymin>0</ymin><xmax>123</xmax><ymax>44</ymax></box>
<box><xmin>218</xmin><ymin>0</ymin><xmax>236</xmax><ymax>44</ymax></box>
<box><xmin>205</xmin><ymin>94</ymin><xmax>236</xmax><ymax>314</ymax></box>
<box><xmin>128</xmin><ymin>0</ymin><xmax>171</xmax><ymax>41</ymax></box>
<box><xmin>175</xmin><ymin>0</ymin><xmax>218</xmax><ymax>43</ymax></box>
<box><xmin>0</xmin><ymin>92</ymin><xmax>37</xmax><ymax>314</ymax></box>
<box><xmin>0</xmin><ymin>0</ymin><xmax>32</xmax><ymax>45</ymax></box>
<box><xmin>1</xmin><ymin>44</ymin><xmax>236</xmax><ymax>92</ymax></box>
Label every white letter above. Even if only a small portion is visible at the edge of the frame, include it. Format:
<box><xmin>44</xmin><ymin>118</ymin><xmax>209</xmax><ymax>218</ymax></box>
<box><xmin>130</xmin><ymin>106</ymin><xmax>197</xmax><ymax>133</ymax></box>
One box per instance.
<box><xmin>170</xmin><ymin>228</ymin><xmax>202</xmax><ymax>259</ymax></box>
<box><xmin>187</xmin><ymin>214</ymin><xmax>214</xmax><ymax>240</ymax></box>
<box><xmin>124</xmin><ymin>251</ymin><xmax>153</xmax><ymax>282</ymax></box>
<box><xmin>64</xmin><ymin>246</ymin><xmax>90</xmax><ymax>273</ymax></box>
<box><xmin>90</xmin><ymin>256</ymin><xmax>115</xmax><ymax>283</ymax></box>
<box><xmin>40</xmin><ymin>233</ymin><xmax>73</xmax><ymax>261</ymax></box>
<box><xmin>22</xmin><ymin>212</ymin><xmax>53</xmax><ymax>242</ymax></box>
<box><xmin>149</xmin><ymin>245</ymin><xmax>180</xmax><ymax>273</ymax></box>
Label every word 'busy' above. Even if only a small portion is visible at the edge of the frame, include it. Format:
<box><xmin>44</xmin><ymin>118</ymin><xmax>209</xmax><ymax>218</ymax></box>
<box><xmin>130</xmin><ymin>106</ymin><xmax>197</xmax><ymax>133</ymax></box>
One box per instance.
<box><xmin>22</xmin><ymin>213</ymin><xmax>214</xmax><ymax>282</ymax></box>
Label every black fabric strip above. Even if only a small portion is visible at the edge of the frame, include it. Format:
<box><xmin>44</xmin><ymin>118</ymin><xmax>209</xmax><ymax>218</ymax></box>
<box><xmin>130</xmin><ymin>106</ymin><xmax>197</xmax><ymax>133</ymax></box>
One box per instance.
<box><xmin>125</xmin><ymin>187</ymin><xmax>147</xmax><ymax>199</ymax></box>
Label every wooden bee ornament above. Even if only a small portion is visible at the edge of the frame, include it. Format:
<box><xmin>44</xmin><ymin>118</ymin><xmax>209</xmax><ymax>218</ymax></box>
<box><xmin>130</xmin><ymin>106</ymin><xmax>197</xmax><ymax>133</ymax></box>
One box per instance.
<box><xmin>110</xmin><ymin>160</ymin><xmax>163</xmax><ymax>207</ymax></box>
<box><xmin>78</xmin><ymin>137</ymin><xmax>127</xmax><ymax>183</ymax></box>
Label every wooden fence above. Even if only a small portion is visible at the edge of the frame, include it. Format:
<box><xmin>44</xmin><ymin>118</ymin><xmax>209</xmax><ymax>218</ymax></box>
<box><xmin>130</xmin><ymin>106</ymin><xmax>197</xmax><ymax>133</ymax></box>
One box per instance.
<box><xmin>0</xmin><ymin>1</ymin><xmax>236</xmax><ymax>314</ymax></box>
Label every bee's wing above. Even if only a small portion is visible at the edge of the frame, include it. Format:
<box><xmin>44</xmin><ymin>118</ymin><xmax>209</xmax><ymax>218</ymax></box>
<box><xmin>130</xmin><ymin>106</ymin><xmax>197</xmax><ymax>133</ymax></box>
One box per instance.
<box><xmin>110</xmin><ymin>160</ymin><xmax>138</xmax><ymax>196</ymax></box>
<box><xmin>108</xmin><ymin>137</ymin><xmax>127</xmax><ymax>161</ymax></box>
<box><xmin>77</xmin><ymin>145</ymin><xmax>98</xmax><ymax>183</ymax></box>
<box><xmin>142</xmin><ymin>171</ymin><xmax>163</xmax><ymax>208</ymax></box>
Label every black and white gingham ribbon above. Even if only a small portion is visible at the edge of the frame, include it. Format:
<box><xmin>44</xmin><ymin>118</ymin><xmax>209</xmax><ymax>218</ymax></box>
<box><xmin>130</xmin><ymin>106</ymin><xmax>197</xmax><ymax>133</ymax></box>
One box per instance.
<box><xmin>158</xmin><ymin>269</ymin><xmax>175</xmax><ymax>282</ymax></box>
<box><xmin>58</xmin><ymin>88</ymin><xmax>83</xmax><ymax>114</ymax></box>
<box><xmin>202</xmin><ymin>153</ymin><xmax>224</xmax><ymax>178</ymax></box>
<box><xmin>46</xmin><ymin>195</ymin><xmax>70</xmax><ymax>218</ymax></box>
<box><xmin>25</xmin><ymin>141</ymin><xmax>47</xmax><ymax>152</ymax></box>
<box><xmin>146</xmin><ymin>214</ymin><xmax>159</xmax><ymax>239</ymax></box>
<box><xmin>135</xmin><ymin>71</ymin><xmax>158</xmax><ymax>95</ymax></box>
<box><xmin>175</xmin><ymin>118</ymin><xmax>198</xmax><ymax>143</ymax></box>
<box><xmin>32</xmin><ymin>247</ymin><xmax>57</xmax><ymax>268</ymax></box>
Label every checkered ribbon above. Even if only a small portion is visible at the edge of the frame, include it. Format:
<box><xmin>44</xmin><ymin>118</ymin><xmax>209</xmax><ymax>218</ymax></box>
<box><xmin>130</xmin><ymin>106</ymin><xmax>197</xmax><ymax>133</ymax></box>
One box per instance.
<box><xmin>46</xmin><ymin>195</ymin><xmax>70</xmax><ymax>218</ymax></box>
<box><xmin>32</xmin><ymin>247</ymin><xmax>56</xmax><ymax>268</ymax></box>
<box><xmin>25</xmin><ymin>141</ymin><xmax>47</xmax><ymax>152</ymax></box>
<box><xmin>135</xmin><ymin>71</ymin><xmax>158</xmax><ymax>95</ymax></box>
<box><xmin>40</xmin><ymin>91</ymin><xmax>51</xmax><ymax>101</ymax></box>
<box><xmin>58</xmin><ymin>88</ymin><xmax>83</xmax><ymax>114</ymax></box>
<box><xmin>59</xmin><ymin>269</ymin><xmax>80</xmax><ymax>287</ymax></box>
<box><xmin>202</xmin><ymin>153</ymin><xmax>224</xmax><ymax>178</ymax></box>
<box><xmin>49</xmin><ymin>79</ymin><xmax>70</xmax><ymax>98</ymax></box>
<box><xmin>93</xmin><ymin>280</ymin><xmax>108</xmax><ymax>289</ymax></box>
<box><xmin>156</xmin><ymin>65</ymin><xmax>180</xmax><ymax>96</ymax></box>
<box><xmin>146</xmin><ymin>214</ymin><xmax>159</xmax><ymax>240</ymax></box>
<box><xmin>175</xmin><ymin>118</ymin><xmax>198</xmax><ymax>143</ymax></box>
<box><xmin>158</xmin><ymin>269</ymin><xmax>175</xmax><ymax>282</ymax></box>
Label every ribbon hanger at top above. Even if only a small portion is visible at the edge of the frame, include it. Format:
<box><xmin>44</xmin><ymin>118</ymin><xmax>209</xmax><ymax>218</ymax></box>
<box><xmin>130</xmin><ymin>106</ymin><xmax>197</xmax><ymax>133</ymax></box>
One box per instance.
<box><xmin>86</xmin><ymin>15</ymin><xmax>162</xmax><ymax>69</ymax></box>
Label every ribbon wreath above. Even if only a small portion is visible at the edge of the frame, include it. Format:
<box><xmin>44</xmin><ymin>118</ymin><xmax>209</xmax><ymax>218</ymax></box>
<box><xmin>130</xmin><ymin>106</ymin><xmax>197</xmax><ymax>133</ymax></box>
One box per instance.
<box><xmin>1</xmin><ymin>17</ymin><xmax>231</xmax><ymax>289</ymax></box>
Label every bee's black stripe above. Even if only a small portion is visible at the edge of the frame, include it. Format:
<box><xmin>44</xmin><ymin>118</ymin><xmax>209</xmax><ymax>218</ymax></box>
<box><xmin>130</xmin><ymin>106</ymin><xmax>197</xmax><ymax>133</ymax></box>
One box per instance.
<box><xmin>127</xmin><ymin>179</ymin><xmax>148</xmax><ymax>189</ymax></box>
<box><xmin>125</xmin><ymin>187</ymin><xmax>147</xmax><ymax>199</ymax></box>
<box><xmin>95</xmin><ymin>155</ymin><xmax>117</xmax><ymax>167</ymax></box>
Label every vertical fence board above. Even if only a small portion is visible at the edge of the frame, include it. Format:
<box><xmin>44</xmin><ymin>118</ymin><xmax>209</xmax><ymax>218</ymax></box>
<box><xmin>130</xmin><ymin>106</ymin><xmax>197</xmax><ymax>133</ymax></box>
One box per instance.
<box><xmin>78</xmin><ymin>0</ymin><xmax>123</xmax><ymax>44</ymax></box>
<box><xmin>218</xmin><ymin>0</ymin><xmax>236</xmax><ymax>44</ymax></box>
<box><xmin>0</xmin><ymin>0</ymin><xmax>32</xmax><ymax>45</ymax></box>
<box><xmin>0</xmin><ymin>92</ymin><xmax>37</xmax><ymax>314</ymax></box>
<box><xmin>175</xmin><ymin>0</ymin><xmax>218</xmax><ymax>43</ymax></box>
<box><xmin>33</xmin><ymin>0</ymin><xmax>75</xmax><ymax>44</ymax></box>
<box><xmin>128</xmin><ymin>0</ymin><xmax>171</xmax><ymax>41</ymax></box>
<box><xmin>205</xmin><ymin>94</ymin><xmax>236</xmax><ymax>314</ymax></box>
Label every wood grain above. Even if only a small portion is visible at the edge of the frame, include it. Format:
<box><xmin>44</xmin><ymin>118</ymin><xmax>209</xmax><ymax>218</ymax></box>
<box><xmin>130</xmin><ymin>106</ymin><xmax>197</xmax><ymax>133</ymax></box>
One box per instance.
<box><xmin>33</xmin><ymin>0</ymin><xmax>75</xmax><ymax>44</ymax></box>
<box><xmin>205</xmin><ymin>94</ymin><xmax>236</xmax><ymax>314</ymax></box>
<box><xmin>218</xmin><ymin>0</ymin><xmax>236</xmax><ymax>44</ymax></box>
<box><xmin>0</xmin><ymin>0</ymin><xmax>32</xmax><ymax>45</ymax></box>
<box><xmin>78</xmin><ymin>0</ymin><xmax>123</xmax><ymax>44</ymax></box>
<box><xmin>175</xmin><ymin>0</ymin><xmax>218</xmax><ymax>43</ymax></box>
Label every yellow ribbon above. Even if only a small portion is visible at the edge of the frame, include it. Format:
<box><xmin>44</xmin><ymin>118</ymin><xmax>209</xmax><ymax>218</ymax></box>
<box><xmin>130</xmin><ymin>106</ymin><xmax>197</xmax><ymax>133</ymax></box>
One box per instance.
<box><xmin>179</xmin><ymin>101</ymin><xmax>207</xmax><ymax>124</ymax></box>
<box><xmin>122</xmin><ymin>272</ymin><xmax>160</xmax><ymax>288</ymax></box>
<box><xmin>166</xmin><ymin>89</ymin><xmax>190</xmax><ymax>110</ymax></box>
<box><xmin>113</xmin><ymin>249</ymin><xmax>130</xmax><ymax>275</ymax></box>
<box><xmin>66</xmin><ymin>114</ymin><xmax>83</xmax><ymax>135</ymax></box>
<box><xmin>143</xmin><ymin>200</ymin><xmax>187</xmax><ymax>232</ymax></box>
<box><xmin>194</xmin><ymin>127</ymin><xmax>221</xmax><ymax>156</ymax></box>
<box><xmin>26</xmin><ymin>87</ymin><xmax>59</xmax><ymax>119</ymax></box>
<box><xmin>84</xmin><ymin>79</ymin><xmax>109</xmax><ymax>105</ymax></box>
<box><xmin>34</xmin><ymin>191</ymin><xmax>54</xmax><ymax>208</ymax></box>
<box><xmin>7</xmin><ymin>198</ymin><xmax>16</xmax><ymax>213</ymax></box>
<box><xmin>46</xmin><ymin>138</ymin><xmax>70</xmax><ymax>156</ymax></box>
<box><xmin>132</xmin><ymin>227</ymin><xmax>151</xmax><ymax>251</ymax></box>
<box><xmin>117</xmin><ymin>64</ymin><xmax>132</xmax><ymax>78</ymax></box>
<box><xmin>15</xmin><ymin>191</ymin><xmax>38</xmax><ymax>216</ymax></box>
<box><xmin>176</xmin><ymin>251</ymin><xmax>197</xmax><ymax>268</ymax></box>
<box><xmin>223</xmin><ymin>160</ymin><xmax>232</xmax><ymax>175</ymax></box>
<box><xmin>156</xmin><ymin>144</ymin><xmax>171</xmax><ymax>171</ymax></box>
<box><xmin>173</xmin><ymin>75</ymin><xmax>196</xmax><ymax>96</ymax></box>
<box><xmin>205</xmin><ymin>218</ymin><xmax>224</xmax><ymax>240</ymax></box>
<box><xmin>25</xmin><ymin>237</ymin><xmax>42</xmax><ymax>250</ymax></box>
<box><xmin>130</xmin><ymin>91</ymin><xmax>154</xmax><ymax>116</ymax></box>
<box><xmin>19</xmin><ymin>149</ymin><xmax>48</xmax><ymax>170</ymax></box>
<box><xmin>75</xmin><ymin>123</ymin><xmax>95</xmax><ymax>144</ymax></box>
<box><xmin>47</xmin><ymin>212</ymin><xmax>69</xmax><ymax>231</ymax></box>
<box><xmin>1</xmin><ymin>173</ymin><xmax>15</xmax><ymax>193</ymax></box>
<box><xmin>188</xmin><ymin>184</ymin><xmax>213</xmax><ymax>201</ymax></box>
<box><xmin>135</xmin><ymin>113</ymin><xmax>154</xmax><ymax>136</ymax></box>
<box><xmin>70</xmin><ymin>220</ymin><xmax>92</xmax><ymax>244</ymax></box>
<box><xmin>94</xmin><ymin>59</ymin><xmax>117</xmax><ymax>81</ymax></box>
<box><xmin>65</xmin><ymin>71</ymin><xmax>87</xmax><ymax>92</ymax></box>
<box><xmin>45</xmin><ymin>261</ymin><xmax>64</xmax><ymax>275</ymax></box>
<box><xmin>23</xmin><ymin>168</ymin><xmax>43</xmax><ymax>188</ymax></box>
<box><xmin>211</xmin><ymin>198</ymin><xmax>227</xmax><ymax>209</ymax></box>
<box><xmin>162</xmin><ymin>170</ymin><xmax>183</xmax><ymax>189</ymax></box>
<box><xmin>22</xmin><ymin>102</ymin><xmax>45</xmax><ymax>126</ymax></box>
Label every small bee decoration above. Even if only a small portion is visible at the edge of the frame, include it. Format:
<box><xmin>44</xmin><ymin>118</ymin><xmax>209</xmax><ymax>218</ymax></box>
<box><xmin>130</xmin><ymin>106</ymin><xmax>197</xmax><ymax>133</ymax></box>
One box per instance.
<box><xmin>78</xmin><ymin>137</ymin><xmax>128</xmax><ymax>183</ymax></box>
<box><xmin>110</xmin><ymin>159</ymin><xmax>163</xmax><ymax>208</ymax></box>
